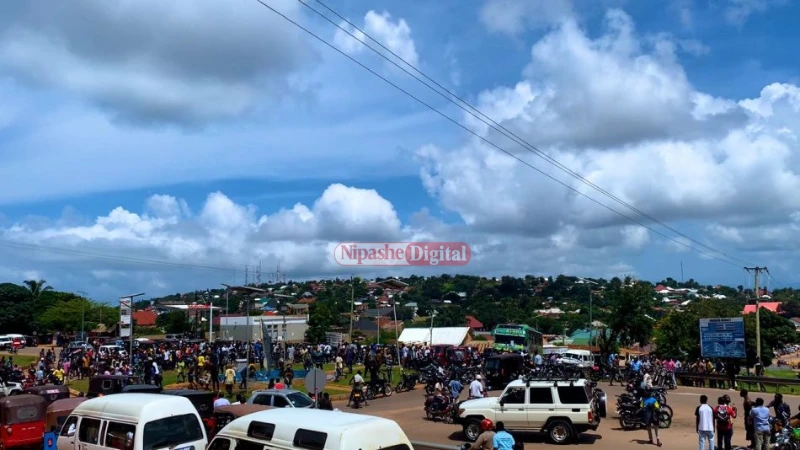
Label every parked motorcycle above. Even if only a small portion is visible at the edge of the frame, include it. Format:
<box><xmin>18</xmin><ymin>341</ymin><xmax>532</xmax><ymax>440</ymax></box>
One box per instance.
<box><xmin>366</xmin><ymin>378</ymin><xmax>393</xmax><ymax>400</ymax></box>
<box><xmin>617</xmin><ymin>402</ymin><xmax>672</xmax><ymax>430</ymax></box>
<box><xmin>395</xmin><ymin>371</ymin><xmax>419</xmax><ymax>393</ymax></box>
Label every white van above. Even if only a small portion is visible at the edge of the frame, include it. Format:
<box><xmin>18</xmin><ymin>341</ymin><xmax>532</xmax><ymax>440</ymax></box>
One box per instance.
<box><xmin>560</xmin><ymin>349</ymin><xmax>595</xmax><ymax>368</ymax></box>
<box><xmin>57</xmin><ymin>393</ymin><xmax>207</xmax><ymax>450</ymax></box>
<box><xmin>0</xmin><ymin>336</ymin><xmax>11</xmax><ymax>350</ymax></box>
<box><xmin>209</xmin><ymin>408</ymin><xmax>413</xmax><ymax>450</ymax></box>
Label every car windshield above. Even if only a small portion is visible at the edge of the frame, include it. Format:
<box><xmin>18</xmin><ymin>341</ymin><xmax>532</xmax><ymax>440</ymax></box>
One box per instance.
<box><xmin>493</xmin><ymin>335</ymin><xmax>523</xmax><ymax>345</ymax></box>
<box><xmin>142</xmin><ymin>413</ymin><xmax>204</xmax><ymax>449</ymax></box>
<box><xmin>286</xmin><ymin>392</ymin><xmax>313</xmax><ymax>408</ymax></box>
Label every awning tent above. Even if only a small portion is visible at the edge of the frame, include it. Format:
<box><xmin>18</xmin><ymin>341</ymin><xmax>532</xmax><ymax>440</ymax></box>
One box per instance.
<box><xmin>398</xmin><ymin>327</ymin><xmax>470</xmax><ymax>346</ymax></box>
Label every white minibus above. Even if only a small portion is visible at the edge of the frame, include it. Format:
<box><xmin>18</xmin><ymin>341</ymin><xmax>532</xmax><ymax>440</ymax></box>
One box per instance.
<box><xmin>57</xmin><ymin>393</ymin><xmax>208</xmax><ymax>450</ymax></box>
<box><xmin>209</xmin><ymin>408</ymin><xmax>413</xmax><ymax>450</ymax></box>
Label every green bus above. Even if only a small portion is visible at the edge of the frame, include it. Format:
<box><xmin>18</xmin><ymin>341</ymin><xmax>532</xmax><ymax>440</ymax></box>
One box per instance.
<box><xmin>492</xmin><ymin>323</ymin><xmax>543</xmax><ymax>354</ymax></box>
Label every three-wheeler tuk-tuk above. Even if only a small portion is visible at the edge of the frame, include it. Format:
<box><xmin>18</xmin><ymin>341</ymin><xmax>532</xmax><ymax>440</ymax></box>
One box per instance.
<box><xmin>86</xmin><ymin>375</ymin><xmax>140</xmax><ymax>398</ymax></box>
<box><xmin>212</xmin><ymin>404</ymin><xmax>272</xmax><ymax>437</ymax></box>
<box><xmin>24</xmin><ymin>385</ymin><xmax>70</xmax><ymax>404</ymax></box>
<box><xmin>120</xmin><ymin>384</ymin><xmax>162</xmax><ymax>394</ymax></box>
<box><xmin>160</xmin><ymin>389</ymin><xmax>215</xmax><ymax>433</ymax></box>
<box><xmin>0</xmin><ymin>394</ymin><xmax>46</xmax><ymax>448</ymax></box>
<box><xmin>45</xmin><ymin>397</ymin><xmax>86</xmax><ymax>433</ymax></box>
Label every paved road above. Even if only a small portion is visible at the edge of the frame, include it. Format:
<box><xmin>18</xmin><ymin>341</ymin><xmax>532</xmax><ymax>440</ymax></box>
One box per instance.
<box><xmin>343</xmin><ymin>382</ymin><xmax>799</xmax><ymax>449</ymax></box>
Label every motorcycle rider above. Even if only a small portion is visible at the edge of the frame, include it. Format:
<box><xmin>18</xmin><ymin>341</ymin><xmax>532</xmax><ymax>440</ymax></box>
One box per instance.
<box><xmin>469</xmin><ymin>419</ymin><xmax>495</xmax><ymax>450</ymax></box>
<box><xmin>348</xmin><ymin>370</ymin><xmax>368</xmax><ymax>407</ymax></box>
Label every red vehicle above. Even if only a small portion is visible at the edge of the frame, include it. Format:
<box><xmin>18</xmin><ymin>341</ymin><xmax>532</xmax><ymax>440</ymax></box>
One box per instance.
<box><xmin>0</xmin><ymin>394</ymin><xmax>46</xmax><ymax>448</ymax></box>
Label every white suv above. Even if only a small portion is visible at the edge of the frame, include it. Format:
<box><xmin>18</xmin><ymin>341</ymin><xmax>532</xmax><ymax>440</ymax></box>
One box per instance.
<box><xmin>457</xmin><ymin>377</ymin><xmax>604</xmax><ymax>445</ymax></box>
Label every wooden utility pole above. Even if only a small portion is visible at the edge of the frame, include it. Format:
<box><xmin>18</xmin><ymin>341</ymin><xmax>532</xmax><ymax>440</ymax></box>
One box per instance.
<box><xmin>745</xmin><ymin>266</ymin><xmax>768</xmax><ymax>363</ymax></box>
<box><xmin>348</xmin><ymin>275</ymin><xmax>355</xmax><ymax>343</ymax></box>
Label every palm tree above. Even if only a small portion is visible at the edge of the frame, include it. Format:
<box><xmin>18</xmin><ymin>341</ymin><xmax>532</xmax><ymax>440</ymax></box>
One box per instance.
<box><xmin>23</xmin><ymin>279</ymin><xmax>53</xmax><ymax>301</ymax></box>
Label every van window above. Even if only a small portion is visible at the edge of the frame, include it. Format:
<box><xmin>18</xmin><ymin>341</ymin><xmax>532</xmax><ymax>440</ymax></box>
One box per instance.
<box><xmin>105</xmin><ymin>421</ymin><xmax>136</xmax><ymax>449</ymax></box>
<box><xmin>79</xmin><ymin>418</ymin><xmax>102</xmax><ymax>445</ymax></box>
<box><xmin>247</xmin><ymin>421</ymin><xmax>275</xmax><ymax>440</ymax></box>
<box><xmin>557</xmin><ymin>386</ymin><xmax>589</xmax><ymax>404</ymax></box>
<box><xmin>60</xmin><ymin>416</ymin><xmax>78</xmax><ymax>436</ymax></box>
<box><xmin>293</xmin><ymin>429</ymin><xmax>327</xmax><ymax>450</ymax></box>
<box><xmin>208</xmin><ymin>437</ymin><xmax>232</xmax><ymax>450</ymax></box>
<box><xmin>382</xmin><ymin>446</ymin><xmax>411</xmax><ymax>450</ymax></box>
<box><xmin>529</xmin><ymin>387</ymin><xmax>554</xmax><ymax>404</ymax></box>
<box><xmin>234</xmin><ymin>439</ymin><xmax>266</xmax><ymax>450</ymax></box>
<box><xmin>273</xmin><ymin>396</ymin><xmax>289</xmax><ymax>408</ymax></box>
<box><xmin>143</xmin><ymin>413</ymin><xmax>204</xmax><ymax>449</ymax></box>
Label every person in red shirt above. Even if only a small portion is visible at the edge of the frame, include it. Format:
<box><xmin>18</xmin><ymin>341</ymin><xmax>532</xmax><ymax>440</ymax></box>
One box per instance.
<box><xmin>715</xmin><ymin>395</ymin><xmax>737</xmax><ymax>450</ymax></box>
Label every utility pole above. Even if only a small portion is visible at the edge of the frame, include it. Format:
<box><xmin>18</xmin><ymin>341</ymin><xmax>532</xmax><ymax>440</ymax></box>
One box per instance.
<box><xmin>348</xmin><ymin>275</ymin><xmax>355</xmax><ymax>343</ymax></box>
<box><xmin>745</xmin><ymin>266</ymin><xmax>768</xmax><ymax>364</ymax></box>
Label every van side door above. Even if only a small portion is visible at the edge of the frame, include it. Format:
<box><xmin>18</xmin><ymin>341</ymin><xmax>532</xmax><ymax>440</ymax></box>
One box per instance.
<box><xmin>75</xmin><ymin>417</ymin><xmax>105</xmax><ymax>450</ymax></box>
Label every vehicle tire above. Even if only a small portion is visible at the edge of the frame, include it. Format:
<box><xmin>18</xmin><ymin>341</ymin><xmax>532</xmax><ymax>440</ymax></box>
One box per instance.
<box><xmin>548</xmin><ymin>420</ymin><xmax>573</xmax><ymax>445</ymax></box>
<box><xmin>425</xmin><ymin>408</ymin><xmax>433</xmax><ymax>420</ymax></box>
<box><xmin>463</xmin><ymin>419</ymin><xmax>482</xmax><ymax>442</ymax></box>
<box><xmin>619</xmin><ymin>414</ymin><xmax>635</xmax><ymax>431</ymax></box>
<box><xmin>425</xmin><ymin>384</ymin><xmax>435</xmax><ymax>395</ymax></box>
<box><xmin>384</xmin><ymin>385</ymin><xmax>393</xmax><ymax>396</ymax></box>
<box><xmin>396</xmin><ymin>383</ymin><xmax>404</xmax><ymax>393</ymax></box>
<box><xmin>660</xmin><ymin>404</ymin><xmax>674</xmax><ymax>419</ymax></box>
<box><xmin>658</xmin><ymin>410</ymin><xmax>672</xmax><ymax>429</ymax></box>
<box><xmin>366</xmin><ymin>387</ymin><xmax>376</xmax><ymax>400</ymax></box>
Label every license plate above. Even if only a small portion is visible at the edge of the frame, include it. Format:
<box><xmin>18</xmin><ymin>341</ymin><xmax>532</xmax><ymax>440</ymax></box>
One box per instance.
<box><xmin>45</xmin><ymin>389</ymin><xmax>60</xmax><ymax>394</ymax></box>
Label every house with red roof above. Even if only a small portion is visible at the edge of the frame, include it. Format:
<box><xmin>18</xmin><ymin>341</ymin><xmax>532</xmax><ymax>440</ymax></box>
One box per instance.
<box><xmin>132</xmin><ymin>310</ymin><xmax>157</xmax><ymax>327</ymax></box>
<box><xmin>742</xmin><ymin>302</ymin><xmax>781</xmax><ymax>315</ymax></box>
<box><xmin>465</xmin><ymin>315</ymin><xmax>485</xmax><ymax>332</ymax></box>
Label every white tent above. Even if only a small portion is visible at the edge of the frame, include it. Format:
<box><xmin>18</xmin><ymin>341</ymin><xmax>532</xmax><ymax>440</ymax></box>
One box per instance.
<box><xmin>398</xmin><ymin>327</ymin><xmax>470</xmax><ymax>346</ymax></box>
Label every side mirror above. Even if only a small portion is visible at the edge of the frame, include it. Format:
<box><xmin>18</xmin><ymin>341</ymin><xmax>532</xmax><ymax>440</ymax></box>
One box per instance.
<box><xmin>499</xmin><ymin>398</ymin><xmax>505</xmax><ymax>407</ymax></box>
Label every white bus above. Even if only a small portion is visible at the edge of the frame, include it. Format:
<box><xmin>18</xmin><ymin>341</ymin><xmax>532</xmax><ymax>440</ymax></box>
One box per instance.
<box><xmin>57</xmin><ymin>393</ymin><xmax>207</xmax><ymax>450</ymax></box>
<box><xmin>210</xmin><ymin>408</ymin><xmax>413</xmax><ymax>450</ymax></box>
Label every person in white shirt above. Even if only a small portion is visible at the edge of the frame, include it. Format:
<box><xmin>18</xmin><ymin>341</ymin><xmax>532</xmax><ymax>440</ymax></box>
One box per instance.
<box><xmin>214</xmin><ymin>392</ymin><xmax>231</xmax><ymax>409</ymax></box>
<box><xmin>469</xmin><ymin>375</ymin><xmax>485</xmax><ymax>399</ymax></box>
<box><xmin>696</xmin><ymin>395</ymin><xmax>715</xmax><ymax>450</ymax></box>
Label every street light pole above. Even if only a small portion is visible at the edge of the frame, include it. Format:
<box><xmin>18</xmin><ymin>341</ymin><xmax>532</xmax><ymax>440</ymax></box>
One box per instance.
<box><xmin>120</xmin><ymin>293</ymin><xmax>145</xmax><ymax>369</ymax></box>
<box><xmin>579</xmin><ymin>278</ymin><xmax>599</xmax><ymax>349</ymax></box>
<box><xmin>77</xmin><ymin>291</ymin><xmax>87</xmax><ymax>341</ymax></box>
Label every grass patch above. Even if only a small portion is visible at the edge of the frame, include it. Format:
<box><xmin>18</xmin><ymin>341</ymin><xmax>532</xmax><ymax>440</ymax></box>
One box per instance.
<box><xmin>0</xmin><ymin>353</ymin><xmax>37</xmax><ymax>368</ymax></box>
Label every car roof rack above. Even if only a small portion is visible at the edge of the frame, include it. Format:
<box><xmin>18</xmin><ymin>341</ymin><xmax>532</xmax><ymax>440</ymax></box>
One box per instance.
<box><xmin>522</xmin><ymin>374</ymin><xmax>583</xmax><ymax>383</ymax></box>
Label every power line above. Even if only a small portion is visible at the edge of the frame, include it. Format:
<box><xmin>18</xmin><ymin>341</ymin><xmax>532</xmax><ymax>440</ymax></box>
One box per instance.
<box><xmin>303</xmin><ymin>0</ymin><xmax>754</xmax><ymax>268</ymax></box>
<box><xmin>252</xmin><ymin>0</ymin><xmax>746</xmax><ymax>268</ymax></box>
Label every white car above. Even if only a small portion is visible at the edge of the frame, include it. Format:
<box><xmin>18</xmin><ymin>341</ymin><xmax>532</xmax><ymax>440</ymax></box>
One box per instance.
<box><xmin>457</xmin><ymin>376</ymin><xmax>604</xmax><ymax>445</ymax></box>
<box><xmin>0</xmin><ymin>377</ymin><xmax>23</xmax><ymax>396</ymax></box>
<box><xmin>559</xmin><ymin>350</ymin><xmax>595</xmax><ymax>368</ymax></box>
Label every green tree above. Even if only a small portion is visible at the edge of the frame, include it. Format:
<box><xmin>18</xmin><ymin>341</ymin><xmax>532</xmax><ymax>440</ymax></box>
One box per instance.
<box><xmin>23</xmin><ymin>279</ymin><xmax>52</xmax><ymax>301</ymax></box>
<box><xmin>156</xmin><ymin>311</ymin><xmax>191</xmax><ymax>334</ymax></box>
<box><xmin>306</xmin><ymin>302</ymin><xmax>334</xmax><ymax>344</ymax></box>
<box><xmin>597</xmin><ymin>283</ymin><xmax>655</xmax><ymax>354</ymax></box>
<box><xmin>37</xmin><ymin>298</ymin><xmax>95</xmax><ymax>332</ymax></box>
<box><xmin>0</xmin><ymin>283</ymin><xmax>37</xmax><ymax>333</ymax></box>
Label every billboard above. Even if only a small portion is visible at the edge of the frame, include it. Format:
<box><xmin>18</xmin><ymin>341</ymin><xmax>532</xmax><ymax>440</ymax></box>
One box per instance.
<box><xmin>699</xmin><ymin>317</ymin><xmax>746</xmax><ymax>359</ymax></box>
<box><xmin>119</xmin><ymin>299</ymin><xmax>132</xmax><ymax>338</ymax></box>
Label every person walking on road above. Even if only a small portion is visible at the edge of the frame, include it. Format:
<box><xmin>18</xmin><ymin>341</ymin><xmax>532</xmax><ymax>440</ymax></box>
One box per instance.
<box><xmin>641</xmin><ymin>389</ymin><xmax>662</xmax><ymax>447</ymax></box>
<box><xmin>469</xmin><ymin>375</ymin><xmax>485</xmax><ymax>399</ymax></box>
<box><xmin>714</xmin><ymin>395</ymin><xmax>736</xmax><ymax>450</ymax></box>
<box><xmin>740</xmin><ymin>389</ymin><xmax>754</xmax><ymax>448</ymax></box>
<box><xmin>696</xmin><ymin>394</ymin><xmax>715</xmax><ymax>450</ymax></box>
<box><xmin>750</xmin><ymin>397</ymin><xmax>771</xmax><ymax>450</ymax></box>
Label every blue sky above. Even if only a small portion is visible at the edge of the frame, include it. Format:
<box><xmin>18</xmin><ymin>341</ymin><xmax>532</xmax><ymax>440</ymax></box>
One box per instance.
<box><xmin>0</xmin><ymin>0</ymin><xmax>798</xmax><ymax>299</ymax></box>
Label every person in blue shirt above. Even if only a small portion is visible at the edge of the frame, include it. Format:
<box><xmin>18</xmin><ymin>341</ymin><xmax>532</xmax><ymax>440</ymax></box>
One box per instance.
<box><xmin>631</xmin><ymin>358</ymin><xmax>642</xmax><ymax>373</ymax></box>
<box><xmin>448</xmin><ymin>378</ymin><xmax>463</xmax><ymax>401</ymax></box>
<box><xmin>492</xmin><ymin>421</ymin><xmax>515</xmax><ymax>450</ymax></box>
<box><xmin>750</xmin><ymin>397</ymin><xmax>771</xmax><ymax>450</ymax></box>
<box><xmin>640</xmin><ymin>390</ymin><xmax>662</xmax><ymax>447</ymax></box>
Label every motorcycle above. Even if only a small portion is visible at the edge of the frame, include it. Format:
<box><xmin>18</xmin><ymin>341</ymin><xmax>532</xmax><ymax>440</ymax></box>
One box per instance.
<box><xmin>424</xmin><ymin>395</ymin><xmax>457</xmax><ymax>423</ymax></box>
<box><xmin>349</xmin><ymin>387</ymin><xmax>365</xmax><ymax>409</ymax></box>
<box><xmin>395</xmin><ymin>371</ymin><xmax>419</xmax><ymax>393</ymax></box>
<box><xmin>366</xmin><ymin>378</ymin><xmax>393</xmax><ymax>400</ymax></box>
<box><xmin>617</xmin><ymin>403</ymin><xmax>672</xmax><ymax>430</ymax></box>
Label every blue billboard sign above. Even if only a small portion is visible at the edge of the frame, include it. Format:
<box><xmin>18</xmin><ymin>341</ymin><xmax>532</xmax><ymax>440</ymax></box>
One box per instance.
<box><xmin>699</xmin><ymin>317</ymin><xmax>746</xmax><ymax>359</ymax></box>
